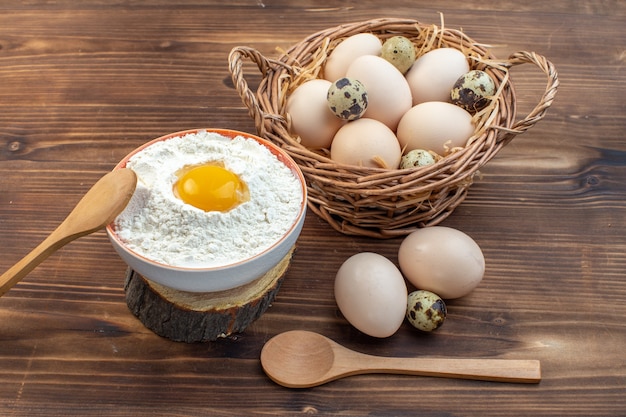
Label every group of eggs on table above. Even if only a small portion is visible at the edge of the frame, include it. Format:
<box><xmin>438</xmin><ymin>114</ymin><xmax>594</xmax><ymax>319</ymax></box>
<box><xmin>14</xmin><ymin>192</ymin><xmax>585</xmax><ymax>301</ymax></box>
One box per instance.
<box><xmin>335</xmin><ymin>226</ymin><xmax>485</xmax><ymax>338</ymax></box>
<box><xmin>286</xmin><ymin>33</ymin><xmax>496</xmax><ymax>169</ymax></box>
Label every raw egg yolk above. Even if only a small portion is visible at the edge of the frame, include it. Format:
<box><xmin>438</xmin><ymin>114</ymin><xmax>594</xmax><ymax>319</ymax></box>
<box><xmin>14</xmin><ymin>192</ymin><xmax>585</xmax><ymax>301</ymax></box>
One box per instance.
<box><xmin>174</xmin><ymin>164</ymin><xmax>248</xmax><ymax>212</ymax></box>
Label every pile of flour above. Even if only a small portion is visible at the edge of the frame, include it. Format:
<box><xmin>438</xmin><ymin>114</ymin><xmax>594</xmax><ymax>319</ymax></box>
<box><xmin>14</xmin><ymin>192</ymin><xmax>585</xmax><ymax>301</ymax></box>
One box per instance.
<box><xmin>113</xmin><ymin>130</ymin><xmax>303</xmax><ymax>268</ymax></box>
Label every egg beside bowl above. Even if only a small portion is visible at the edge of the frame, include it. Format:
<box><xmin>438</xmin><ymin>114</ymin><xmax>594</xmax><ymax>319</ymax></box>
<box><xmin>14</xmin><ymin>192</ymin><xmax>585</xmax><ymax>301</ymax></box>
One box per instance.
<box><xmin>106</xmin><ymin>128</ymin><xmax>307</xmax><ymax>293</ymax></box>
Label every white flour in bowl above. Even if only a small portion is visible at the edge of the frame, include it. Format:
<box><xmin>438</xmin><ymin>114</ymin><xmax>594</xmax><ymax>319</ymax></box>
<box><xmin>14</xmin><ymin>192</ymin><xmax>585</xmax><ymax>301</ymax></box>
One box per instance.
<box><xmin>113</xmin><ymin>130</ymin><xmax>303</xmax><ymax>268</ymax></box>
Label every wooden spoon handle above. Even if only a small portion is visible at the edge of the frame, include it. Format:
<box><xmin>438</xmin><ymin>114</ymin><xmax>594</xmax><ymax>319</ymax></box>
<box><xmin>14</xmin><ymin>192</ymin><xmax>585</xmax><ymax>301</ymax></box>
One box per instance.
<box><xmin>0</xmin><ymin>227</ymin><xmax>81</xmax><ymax>297</ymax></box>
<box><xmin>0</xmin><ymin>169</ymin><xmax>136</xmax><ymax>297</ymax></box>
<box><xmin>363</xmin><ymin>356</ymin><xmax>541</xmax><ymax>384</ymax></box>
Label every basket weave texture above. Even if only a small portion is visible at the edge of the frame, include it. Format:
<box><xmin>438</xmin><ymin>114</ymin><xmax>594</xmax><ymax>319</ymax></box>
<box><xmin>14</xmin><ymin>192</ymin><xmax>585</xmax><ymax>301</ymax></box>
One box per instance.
<box><xmin>229</xmin><ymin>18</ymin><xmax>559</xmax><ymax>238</ymax></box>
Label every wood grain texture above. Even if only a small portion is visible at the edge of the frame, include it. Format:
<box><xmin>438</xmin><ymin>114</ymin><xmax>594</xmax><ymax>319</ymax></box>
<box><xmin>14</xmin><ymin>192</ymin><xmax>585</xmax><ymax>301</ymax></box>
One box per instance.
<box><xmin>0</xmin><ymin>1</ymin><xmax>625</xmax><ymax>416</ymax></box>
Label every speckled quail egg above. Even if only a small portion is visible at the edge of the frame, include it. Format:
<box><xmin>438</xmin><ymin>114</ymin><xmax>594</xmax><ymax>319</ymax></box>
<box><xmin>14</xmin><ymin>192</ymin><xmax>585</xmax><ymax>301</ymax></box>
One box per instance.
<box><xmin>451</xmin><ymin>70</ymin><xmax>496</xmax><ymax>113</ymax></box>
<box><xmin>406</xmin><ymin>290</ymin><xmax>447</xmax><ymax>332</ymax></box>
<box><xmin>327</xmin><ymin>77</ymin><xmax>368</xmax><ymax>121</ymax></box>
<box><xmin>400</xmin><ymin>149</ymin><xmax>436</xmax><ymax>169</ymax></box>
<box><xmin>380</xmin><ymin>36</ymin><xmax>416</xmax><ymax>74</ymax></box>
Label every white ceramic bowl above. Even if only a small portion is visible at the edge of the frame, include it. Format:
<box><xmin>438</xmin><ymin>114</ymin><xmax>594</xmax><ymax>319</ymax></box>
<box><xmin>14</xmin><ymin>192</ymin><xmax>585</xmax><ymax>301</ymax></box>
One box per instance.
<box><xmin>106</xmin><ymin>128</ymin><xmax>307</xmax><ymax>292</ymax></box>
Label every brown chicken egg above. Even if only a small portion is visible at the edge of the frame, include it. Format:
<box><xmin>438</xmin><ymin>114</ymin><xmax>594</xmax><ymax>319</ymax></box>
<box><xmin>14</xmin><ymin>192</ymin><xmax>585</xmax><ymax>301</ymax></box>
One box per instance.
<box><xmin>286</xmin><ymin>79</ymin><xmax>345</xmax><ymax>149</ymax></box>
<box><xmin>396</xmin><ymin>101</ymin><xmax>474</xmax><ymax>155</ymax></box>
<box><xmin>346</xmin><ymin>55</ymin><xmax>412</xmax><ymax>131</ymax></box>
<box><xmin>405</xmin><ymin>47</ymin><xmax>469</xmax><ymax>105</ymax></box>
<box><xmin>335</xmin><ymin>252</ymin><xmax>408</xmax><ymax>338</ymax></box>
<box><xmin>330</xmin><ymin>118</ymin><xmax>402</xmax><ymax>169</ymax></box>
<box><xmin>398</xmin><ymin>226</ymin><xmax>485</xmax><ymax>299</ymax></box>
<box><xmin>323</xmin><ymin>33</ymin><xmax>382</xmax><ymax>82</ymax></box>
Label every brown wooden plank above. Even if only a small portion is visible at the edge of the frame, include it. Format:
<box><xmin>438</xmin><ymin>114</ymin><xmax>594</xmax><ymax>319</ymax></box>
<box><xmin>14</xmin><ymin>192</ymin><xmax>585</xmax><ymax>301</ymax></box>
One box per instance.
<box><xmin>0</xmin><ymin>1</ymin><xmax>624</xmax><ymax>415</ymax></box>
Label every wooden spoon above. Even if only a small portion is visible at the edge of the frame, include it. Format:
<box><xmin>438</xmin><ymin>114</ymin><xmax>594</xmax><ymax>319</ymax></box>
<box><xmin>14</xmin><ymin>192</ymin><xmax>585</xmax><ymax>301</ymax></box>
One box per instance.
<box><xmin>0</xmin><ymin>168</ymin><xmax>137</xmax><ymax>297</ymax></box>
<box><xmin>261</xmin><ymin>330</ymin><xmax>541</xmax><ymax>388</ymax></box>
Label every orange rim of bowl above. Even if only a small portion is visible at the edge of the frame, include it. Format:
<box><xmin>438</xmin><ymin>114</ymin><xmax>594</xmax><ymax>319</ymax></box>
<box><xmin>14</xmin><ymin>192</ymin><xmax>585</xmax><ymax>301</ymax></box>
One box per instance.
<box><xmin>106</xmin><ymin>128</ymin><xmax>307</xmax><ymax>273</ymax></box>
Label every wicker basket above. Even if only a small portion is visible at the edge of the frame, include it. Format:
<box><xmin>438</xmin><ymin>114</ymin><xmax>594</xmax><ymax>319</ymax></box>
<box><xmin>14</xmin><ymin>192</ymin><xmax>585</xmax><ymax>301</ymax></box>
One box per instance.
<box><xmin>228</xmin><ymin>18</ymin><xmax>559</xmax><ymax>238</ymax></box>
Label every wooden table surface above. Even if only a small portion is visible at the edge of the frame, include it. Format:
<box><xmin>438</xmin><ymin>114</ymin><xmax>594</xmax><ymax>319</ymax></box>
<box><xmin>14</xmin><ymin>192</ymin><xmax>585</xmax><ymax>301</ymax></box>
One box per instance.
<box><xmin>0</xmin><ymin>1</ymin><xmax>624</xmax><ymax>416</ymax></box>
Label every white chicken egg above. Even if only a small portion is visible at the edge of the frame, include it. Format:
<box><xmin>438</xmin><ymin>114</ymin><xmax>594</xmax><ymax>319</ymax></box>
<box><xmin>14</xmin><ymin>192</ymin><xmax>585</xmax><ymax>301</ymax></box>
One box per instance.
<box><xmin>346</xmin><ymin>55</ymin><xmax>413</xmax><ymax>131</ymax></box>
<box><xmin>405</xmin><ymin>47</ymin><xmax>470</xmax><ymax>105</ymax></box>
<box><xmin>323</xmin><ymin>33</ymin><xmax>383</xmax><ymax>82</ymax></box>
<box><xmin>398</xmin><ymin>226</ymin><xmax>485</xmax><ymax>299</ymax></box>
<box><xmin>335</xmin><ymin>252</ymin><xmax>408</xmax><ymax>338</ymax></box>
<box><xmin>330</xmin><ymin>118</ymin><xmax>402</xmax><ymax>169</ymax></box>
<box><xmin>286</xmin><ymin>79</ymin><xmax>345</xmax><ymax>149</ymax></box>
<box><xmin>396</xmin><ymin>101</ymin><xmax>474</xmax><ymax>155</ymax></box>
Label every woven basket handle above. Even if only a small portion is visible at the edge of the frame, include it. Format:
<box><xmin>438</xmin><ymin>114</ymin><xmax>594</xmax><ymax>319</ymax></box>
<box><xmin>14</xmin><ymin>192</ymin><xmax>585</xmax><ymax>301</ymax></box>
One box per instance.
<box><xmin>228</xmin><ymin>47</ymin><xmax>559</xmax><ymax>143</ymax></box>
<box><xmin>501</xmin><ymin>51</ymin><xmax>559</xmax><ymax>143</ymax></box>
<box><xmin>228</xmin><ymin>46</ymin><xmax>293</xmax><ymax>137</ymax></box>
